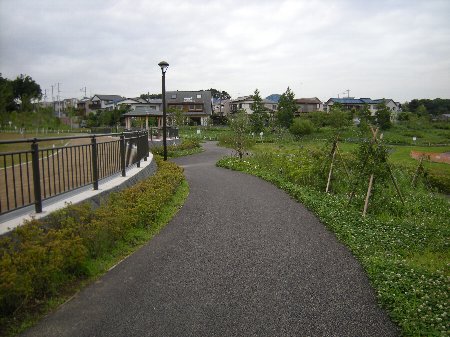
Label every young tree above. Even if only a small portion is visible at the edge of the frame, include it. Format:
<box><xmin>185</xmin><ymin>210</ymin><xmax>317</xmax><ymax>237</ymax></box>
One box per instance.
<box><xmin>276</xmin><ymin>87</ymin><xmax>296</xmax><ymax>128</ymax></box>
<box><xmin>249</xmin><ymin>88</ymin><xmax>267</xmax><ymax>133</ymax></box>
<box><xmin>228</xmin><ymin>110</ymin><xmax>253</xmax><ymax>159</ymax></box>
<box><xmin>12</xmin><ymin>74</ymin><xmax>42</xmax><ymax>111</ymax></box>
<box><xmin>169</xmin><ymin>106</ymin><xmax>186</xmax><ymax>127</ymax></box>
<box><xmin>329</xmin><ymin>107</ymin><xmax>352</xmax><ymax>129</ymax></box>
<box><xmin>375</xmin><ymin>101</ymin><xmax>392</xmax><ymax>130</ymax></box>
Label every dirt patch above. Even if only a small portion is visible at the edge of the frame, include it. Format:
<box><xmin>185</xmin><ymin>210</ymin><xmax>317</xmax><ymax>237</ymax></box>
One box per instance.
<box><xmin>410</xmin><ymin>151</ymin><xmax>450</xmax><ymax>164</ymax></box>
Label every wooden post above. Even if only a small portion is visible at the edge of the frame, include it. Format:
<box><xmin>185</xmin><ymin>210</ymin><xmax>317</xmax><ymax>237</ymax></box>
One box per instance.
<box><xmin>387</xmin><ymin>163</ymin><xmax>405</xmax><ymax>204</ymax></box>
<box><xmin>363</xmin><ymin>173</ymin><xmax>374</xmax><ymax>217</ymax></box>
<box><xmin>411</xmin><ymin>156</ymin><xmax>424</xmax><ymax>186</ymax></box>
<box><xmin>326</xmin><ymin>141</ymin><xmax>338</xmax><ymax>193</ymax></box>
<box><xmin>336</xmin><ymin>145</ymin><xmax>351</xmax><ymax>179</ymax></box>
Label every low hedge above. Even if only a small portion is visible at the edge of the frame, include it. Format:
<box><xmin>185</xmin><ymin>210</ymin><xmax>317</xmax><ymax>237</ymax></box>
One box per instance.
<box><xmin>0</xmin><ymin>158</ymin><xmax>184</xmax><ymax>332</ymax></box>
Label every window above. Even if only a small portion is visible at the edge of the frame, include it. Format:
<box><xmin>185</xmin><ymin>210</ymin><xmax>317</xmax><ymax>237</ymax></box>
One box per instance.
<box><xmin>171</xmin><ymin>94</ymin><xmax>177</xmax><ymax>99</ymax></box>
<box><xmin>195</xmin><ymin>104</ymin><xmax>202</xmax><ymax>110</ymax></box>
<box><xmin>239</xmin><ymin>103</ymin><xmax>242</xmax><ymax>109</ymax></box>
<box><xmin>189</xmin><ymin>105</ymin><xmax>195</xmax><ymax>110</ymax></box>
<box><xmin>196</xmin><ymin>94</ymin><xmax>202</xmax><ymax>99</ymax></box>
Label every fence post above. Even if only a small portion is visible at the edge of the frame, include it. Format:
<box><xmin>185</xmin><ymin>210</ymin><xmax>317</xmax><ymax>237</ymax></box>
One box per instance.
<box><xmin>120</xmin><ymin>133</ymin><xmax>126</xmax><ymax>177</ymax></box>
<box><xmin>31</xmin><ymin>139</ymin><xmax>42</xmax><ymax>213</ymax></box>
<box><xmin>91</xmin><ymin>136</ymin><xmax>99</xmax><ymax>190</ymax></box>
<box><xmin>144</xmin><ymin>130</ymin><xmax>148</xmax><ymax>161</ymax></box>
<box><xmin>136</xmin><ymin>132</ymin><xmax>141</xmax><ymax>168</ymax></box>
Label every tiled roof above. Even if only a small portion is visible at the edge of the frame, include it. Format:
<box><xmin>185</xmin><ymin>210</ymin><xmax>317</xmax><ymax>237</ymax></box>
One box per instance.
<box><xmin>166</xmin><ymin>91</ymin><xmax>213</xmax><ymax>115</ymax></box>
<box><xmin>295</xmin><ymin>97</ymin><xmax>322</xmax><ymax>104</ymax></box>
<box><xmin>94</xmin><ymin>94</ymin><xmax>124</xmax><ymax>102</ymax></box>
<box><xmin>123</xmin><ymin>106</ymin><xmax>162</xmax><ymax>117</ymax></box>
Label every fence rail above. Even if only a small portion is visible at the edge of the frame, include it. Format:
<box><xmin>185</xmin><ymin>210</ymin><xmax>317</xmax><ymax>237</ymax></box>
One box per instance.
<box><xmin>0</xmin><ymin>131</ymin><xmax>149</xmax><ymax>215</ymax></box>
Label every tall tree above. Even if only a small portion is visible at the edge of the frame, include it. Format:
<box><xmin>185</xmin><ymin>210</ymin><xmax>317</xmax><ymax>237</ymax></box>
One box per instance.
<box><xmin>0</xmin><ymin>74</ymin><xmax>16</xmax><ymax>112</ymax></box>
<box><xmin>276</xmin><ymin>87</ymin><xmax>296</xmax><ymax>128</ymax></box>
<box><xmin>249</xmin><ymin>88</ymin><xmax>267</xmax><ymax>133</ymax></box>
<box><xmin>12</xmin><ymin>74</ymin><xmax>42</xmax><ymax>111</ymax></box>
<box><xmin>207</xmin><ymin>88</ymin><xmax>231</xmax><ymax>100</ymax></box>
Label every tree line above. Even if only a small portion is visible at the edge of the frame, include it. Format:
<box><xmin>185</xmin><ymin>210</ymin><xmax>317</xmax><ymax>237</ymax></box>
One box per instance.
<box><xmin>0</xmin><ymin>74</ymin><xmax>42</xmax><ymax>112</ymax></box>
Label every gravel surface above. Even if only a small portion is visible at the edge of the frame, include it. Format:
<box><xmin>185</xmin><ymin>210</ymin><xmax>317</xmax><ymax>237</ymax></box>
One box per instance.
<box><xmin>21</xmin><ymin>142</ymin><xmax>399</xmax><ymax>337</ymax></box>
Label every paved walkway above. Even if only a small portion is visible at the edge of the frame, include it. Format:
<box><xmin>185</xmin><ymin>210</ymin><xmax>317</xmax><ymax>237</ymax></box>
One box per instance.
<box><xmin>22</xmin><ymin>142</ymin><xmax>398</xmax><ymax>337</ymax></box>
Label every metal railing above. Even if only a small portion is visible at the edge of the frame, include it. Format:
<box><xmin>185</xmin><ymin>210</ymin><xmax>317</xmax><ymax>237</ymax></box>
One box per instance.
<box><xmin>0</xmin><ymin>131</ymin><xmax>149</xmax><ymax>215</ymax></box>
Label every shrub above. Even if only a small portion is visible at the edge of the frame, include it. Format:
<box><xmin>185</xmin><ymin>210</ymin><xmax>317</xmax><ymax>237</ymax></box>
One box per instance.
<box><xmin>151</xmin><ymin>139</ymin><xmax>201</xmax><ymax>157</ymax></box>
<box><xmin>0</xmin><ymin>158</ymin><xmax>184</xmax><ymax>326</ymax></box>
<box><xmin>289</xmin><ymin>118</ymin><xmax>314</xmax><ymax>138</ymax></box>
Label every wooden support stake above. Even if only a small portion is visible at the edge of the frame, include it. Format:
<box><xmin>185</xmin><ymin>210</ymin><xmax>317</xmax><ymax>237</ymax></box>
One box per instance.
<box><xmin>387</xmin><ymin>163</ymin><xmax>405</xmax><ymax>205</ymax></box>
<box><xmin>336</xmin><ymin>145</ymin><xmax>351</xmax><ymax>179</ymax></box>
<box><xmin>326</xmin><ymin>141</ymin><xmax>338</xmax><ymax>193</ymax></box>
<box><xmin>411</xmin><ymin>156</ymin><xmax>424</xmax><ymax>187</ymax></box>
<box><xmin>362</xmin><ymin>173</ymin><xmax>374</xmax><ymax>217</ymax></box>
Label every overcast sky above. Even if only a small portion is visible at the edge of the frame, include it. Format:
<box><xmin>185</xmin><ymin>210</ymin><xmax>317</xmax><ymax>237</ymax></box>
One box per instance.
<box><xmin>1</xmin><ymin>0</ymin><xmax>449</xmax><ymax>102</ymax></box>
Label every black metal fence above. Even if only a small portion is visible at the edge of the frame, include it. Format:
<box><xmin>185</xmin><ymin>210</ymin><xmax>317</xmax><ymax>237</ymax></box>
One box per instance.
<box><xmin>0</xmin><ymin>131</ymin><xmax>149</xmax><ymax>215</ymax></box>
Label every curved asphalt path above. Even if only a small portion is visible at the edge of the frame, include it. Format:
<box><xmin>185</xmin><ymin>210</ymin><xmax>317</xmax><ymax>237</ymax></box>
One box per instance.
<box><xmin>22</xmin><ymin>142</ymin><xmax>398</xmax><ymax>337</ymax></box>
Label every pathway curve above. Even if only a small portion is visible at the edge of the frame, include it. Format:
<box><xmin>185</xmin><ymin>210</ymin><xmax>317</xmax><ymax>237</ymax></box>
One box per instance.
<box><xmin>22</xmin><ymin>142</ymin><xmax>398</xmax><ymax>337</ymax></box>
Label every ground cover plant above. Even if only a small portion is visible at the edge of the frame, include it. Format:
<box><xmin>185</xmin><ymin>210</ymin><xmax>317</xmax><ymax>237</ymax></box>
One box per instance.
<box><xmin>217</xmin><ymin>135</ymin><xmax>449</xmax><ymax>336</ymax></box>
<box><xmin>151</xmin><ymin>138</ymin><xmax>202</xmax><ymax>158</ymax></box>
<box><xmin>0</xmin><ymin>157</ymin><xmax>187</xmax><ymax>336</ymax></box>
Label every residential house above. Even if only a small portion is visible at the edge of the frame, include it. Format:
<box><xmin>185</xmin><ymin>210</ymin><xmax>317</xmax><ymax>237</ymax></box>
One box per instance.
<box><xmin>90</xmin><ymin>94</ymin><xmax>124</xmax><ymax>111</ymax></box>
<box><xmin>230</xmin><ymin>96</ymin><xmax>278</xmax><ymax>114</ymax></box>
<box><xmin>325</xmin><ymin>97</ymin><xmax>401</xmax><ymax>119</ymax></box>
<box><xmin>295</xmin><ymin>97</ymin><xmax>323</xmax><ymax>113</ymax></box>
<box><xmin>212</xmin><ymin>98</ymin><xmax>231</xmax><ymax>116</ymax></box>
<box><xmin>77</xmin><ymin>97</ymin><xmax>92</xmax><ymax>116</ymax></box>
<box><xmin>116</xmin><ymin>98</ymin><xmax>162</xmax><ymax>112</ymax></box>
<box><xmin>166</xmin><ymin>90</ymin><xmax>213</xmax><ymax>126</ymax></box>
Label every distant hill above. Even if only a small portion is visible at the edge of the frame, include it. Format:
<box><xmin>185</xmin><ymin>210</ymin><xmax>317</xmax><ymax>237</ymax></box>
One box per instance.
<box><xmin>266</xmin><ymin>94</ymin><xmax>281</xmax><ymax>103</ymax></box>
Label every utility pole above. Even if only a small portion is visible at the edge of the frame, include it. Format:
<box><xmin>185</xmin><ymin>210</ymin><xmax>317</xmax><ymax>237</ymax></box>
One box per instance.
<box><xmin>57</xmin><ymin>82</ymin><xmax>61</xmax><ymax>117</ymax></box>
<box><xmin>345</xmin><ymin>89</ymin><xmax>350</xmax><ymax>98</ymax></box>
<box><xmin>80</xmin><ymin>86</ymin><xmax>87</xmax><ymax>98</ymax></box>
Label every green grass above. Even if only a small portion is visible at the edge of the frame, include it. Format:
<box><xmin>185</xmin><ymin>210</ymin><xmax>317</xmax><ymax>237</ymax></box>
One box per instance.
<box><xmin>217</xmin><ymin>146</ymin><xmax>449</xmax><ymax>336</ymax></box>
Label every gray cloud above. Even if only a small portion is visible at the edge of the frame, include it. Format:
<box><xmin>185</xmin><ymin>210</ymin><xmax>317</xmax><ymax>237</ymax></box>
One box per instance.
<box><xmin>1</xmin><ymin>0</ymin><xmax>449</xmax><ymax>102</ymax></box>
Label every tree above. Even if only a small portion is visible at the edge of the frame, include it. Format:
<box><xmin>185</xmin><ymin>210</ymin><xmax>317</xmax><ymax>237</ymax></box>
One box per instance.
<box><xmin>290</xmin><ymin>118</ymin><xmax>314</xmax><ymax>138</ymax></box>
<box><xmin>358</xmin><ymin>104</ymin><xmax>372</xmax><ymax>124</ymax></box>
<box><xmin>12</xmin><ymin>74</ymin><xmax>42</xmax><ymax>111</ymax></box>
<box><xmin>375</xmin><ymin>101</ymin><xmax>392</xmax><ymax>130</ymax></box>
<box><xmin>140</xmin><ymin>93</ymin><xmax>162</xmax><ymax>100</ymax></box>
<box><xmin>329</xmin><ymin>107</ymin><xmax>352</xmax><ymax>129</ymax></box>
<box><xmin>249</xmin><ymin>88</ymin><xmax>267</xmax><ymax>133</ymax></box>
<box><xmin>416</xmin><ymin>104</ymin><xmax>427</xmax><ymax>117</ymax></box>
<box><xmin>228</xmin><ymin>110</ymin><xmax>253</xmax><ymax>159</ymax></box>
<box><xmin>276</xmin><ymin>87</ymin><xmax>296</xmax><ymax>128</ymax></box>
<box><xmin>169</xmin><ymin>106</ymin><xmax>186</xmax><ymax>127</ymax></box>
<box><xmin>0</xmin><ymin>74</ymin><xmax>16</xmax><ymax>113</ymax></box>
<box><xmin>207</xmin><ymin>88</ymin><xmax>231</xmax><ymax>100</ymax></box>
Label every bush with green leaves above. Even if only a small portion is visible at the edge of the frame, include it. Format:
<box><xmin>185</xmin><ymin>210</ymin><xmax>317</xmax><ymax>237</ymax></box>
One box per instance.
<box><xmin>289</xmin><ymin>118</ymin><xmax>314</xmax><ymax>138</ymax></box>
<box><xmin>0</xmin><ymin>158</ymin><xmax>185</xmax><ymax>331</ymax></box>
<box><xmin>151</xmin><ymin>138</ymin><xmax>201</xmax><ymax>158</ymax></box>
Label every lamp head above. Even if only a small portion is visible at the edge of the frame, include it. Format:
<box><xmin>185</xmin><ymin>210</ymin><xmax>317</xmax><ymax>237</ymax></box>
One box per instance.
<box><xmin>158</xmin><ymin>61</ymin><xmax>169</xmax><ymax>73</ymax></box>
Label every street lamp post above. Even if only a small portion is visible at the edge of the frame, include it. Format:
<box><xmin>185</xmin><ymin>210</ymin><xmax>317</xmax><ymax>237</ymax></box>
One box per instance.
<box><xmin>158</xmin><ymin>61</ymin><xmax>169</xmax><ymax>161</ymax></box>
